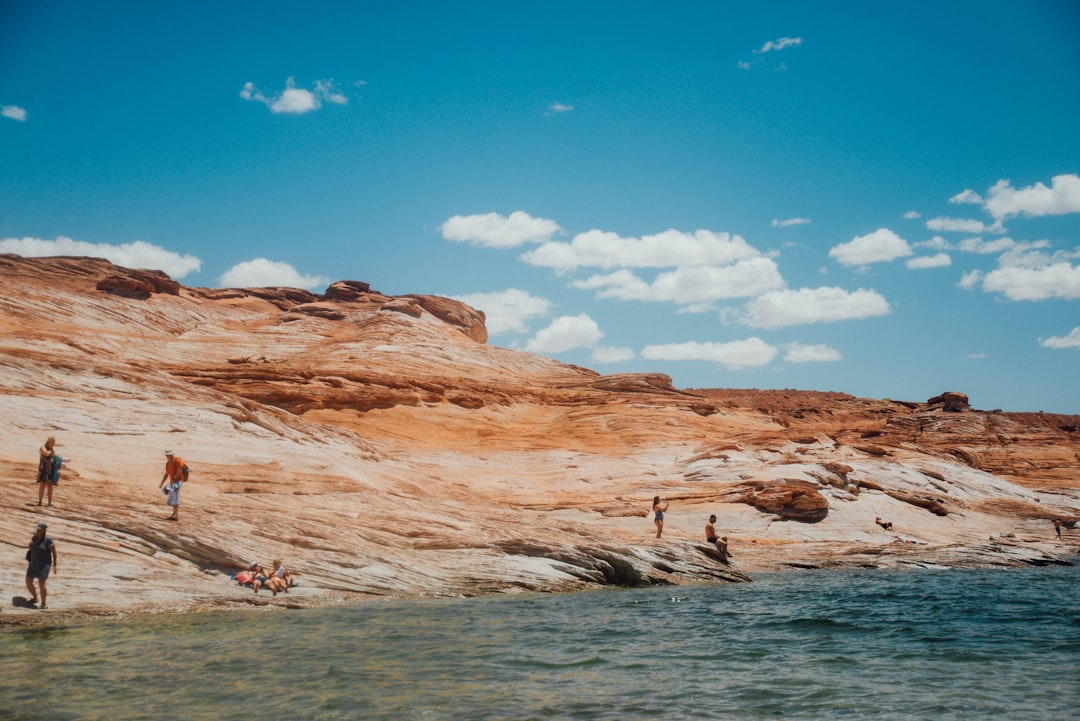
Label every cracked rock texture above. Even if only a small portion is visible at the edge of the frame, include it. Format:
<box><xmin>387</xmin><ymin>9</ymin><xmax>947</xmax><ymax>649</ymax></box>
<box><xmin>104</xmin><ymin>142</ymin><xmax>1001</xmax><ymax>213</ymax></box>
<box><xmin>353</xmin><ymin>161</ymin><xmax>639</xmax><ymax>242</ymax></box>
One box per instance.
<box><xmin>1</xmin><ymin>255</ymin><xmax>1077</xmax><ymax>625</ymax></box>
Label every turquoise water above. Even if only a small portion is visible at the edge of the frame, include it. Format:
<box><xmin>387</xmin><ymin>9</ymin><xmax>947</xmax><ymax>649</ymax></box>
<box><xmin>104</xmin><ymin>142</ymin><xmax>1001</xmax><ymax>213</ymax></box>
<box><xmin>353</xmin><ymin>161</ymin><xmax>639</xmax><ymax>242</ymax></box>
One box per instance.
<box><xmin>4</xmin><ymin>565</ymin><xmax>1079</xmax><ymax>720</ymax></box>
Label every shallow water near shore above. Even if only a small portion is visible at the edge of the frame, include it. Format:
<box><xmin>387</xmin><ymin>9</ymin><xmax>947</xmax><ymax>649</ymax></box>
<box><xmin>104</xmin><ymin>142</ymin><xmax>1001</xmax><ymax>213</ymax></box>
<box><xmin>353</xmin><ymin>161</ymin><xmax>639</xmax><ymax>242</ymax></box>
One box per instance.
<box><xmin>4</xmin><ymin>565</ymin><xmax>1079</xmax><ymax>720</ymax></box>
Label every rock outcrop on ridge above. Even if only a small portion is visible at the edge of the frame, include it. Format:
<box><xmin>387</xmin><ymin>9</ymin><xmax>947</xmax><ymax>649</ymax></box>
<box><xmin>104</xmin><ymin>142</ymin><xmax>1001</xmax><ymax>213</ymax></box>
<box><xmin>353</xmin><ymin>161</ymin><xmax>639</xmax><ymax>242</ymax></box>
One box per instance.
<box><xmin>1</xmin><ymin>255</ymin><xmax>1077</xmax><ymax>625</ymax></box>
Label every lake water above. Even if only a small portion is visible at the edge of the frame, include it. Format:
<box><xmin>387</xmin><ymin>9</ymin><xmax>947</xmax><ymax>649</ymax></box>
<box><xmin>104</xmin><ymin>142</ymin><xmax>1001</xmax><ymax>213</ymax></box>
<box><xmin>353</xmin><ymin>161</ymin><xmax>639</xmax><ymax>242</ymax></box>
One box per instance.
<box><xmin>4</xmin><ymin>565</ymin><xmax>1079</xmax><ymax>720</ymax></box>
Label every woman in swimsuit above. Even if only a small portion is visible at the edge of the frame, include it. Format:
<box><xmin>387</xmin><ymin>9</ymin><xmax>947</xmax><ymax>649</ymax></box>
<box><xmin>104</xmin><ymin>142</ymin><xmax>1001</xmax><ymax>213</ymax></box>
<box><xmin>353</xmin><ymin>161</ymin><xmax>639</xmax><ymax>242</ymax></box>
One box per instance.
<box><xmin>652</xmin><ymin>495</ymin><xmax>670</xmax><ymax>539</ymax></box>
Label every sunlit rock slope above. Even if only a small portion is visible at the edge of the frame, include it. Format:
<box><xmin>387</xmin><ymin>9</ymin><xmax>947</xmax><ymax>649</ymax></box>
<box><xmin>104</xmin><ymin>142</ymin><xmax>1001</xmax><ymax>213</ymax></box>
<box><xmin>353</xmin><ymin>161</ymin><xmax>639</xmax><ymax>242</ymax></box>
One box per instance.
<box><xmin>1</xmin><ymin>255</ymin><xmax>1077</xmax><ymax>624</ymax></box>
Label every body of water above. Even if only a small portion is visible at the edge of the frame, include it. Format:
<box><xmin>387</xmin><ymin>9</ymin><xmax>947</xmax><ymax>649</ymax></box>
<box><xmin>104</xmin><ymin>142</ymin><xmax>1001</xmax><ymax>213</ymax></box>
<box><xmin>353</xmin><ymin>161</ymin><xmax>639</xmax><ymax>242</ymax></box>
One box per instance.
<box><xmin>3</xmin><ymin>565</ymin><xmax>1079</xmax><ymax>720</ymax></box>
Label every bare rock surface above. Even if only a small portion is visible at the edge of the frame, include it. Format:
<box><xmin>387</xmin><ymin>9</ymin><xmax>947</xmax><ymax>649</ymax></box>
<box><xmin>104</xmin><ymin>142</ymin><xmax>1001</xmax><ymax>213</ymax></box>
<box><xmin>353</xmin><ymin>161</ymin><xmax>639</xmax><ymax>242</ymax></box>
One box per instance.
<box><xmin>1</xmin><ymin>255</ymin><xmax>1078</xmax><ymax>626</ymax></box>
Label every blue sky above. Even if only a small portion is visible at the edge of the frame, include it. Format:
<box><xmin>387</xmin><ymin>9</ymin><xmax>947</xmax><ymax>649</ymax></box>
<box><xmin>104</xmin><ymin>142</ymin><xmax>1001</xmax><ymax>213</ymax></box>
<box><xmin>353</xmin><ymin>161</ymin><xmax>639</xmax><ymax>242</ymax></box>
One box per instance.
<box><xmin>2</xmin><ymin>1</ymin><xmax>1079</xmax><ymax>413</ymax></box>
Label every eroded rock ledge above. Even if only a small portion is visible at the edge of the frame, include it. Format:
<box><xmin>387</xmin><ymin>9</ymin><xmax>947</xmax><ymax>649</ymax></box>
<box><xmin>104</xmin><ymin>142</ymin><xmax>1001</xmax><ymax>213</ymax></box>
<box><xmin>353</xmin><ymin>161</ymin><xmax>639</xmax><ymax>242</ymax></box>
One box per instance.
<box><xmin>0</xmin><ymin>255</ymin><xmax>1077</xmax><ymax>627</ymax></box>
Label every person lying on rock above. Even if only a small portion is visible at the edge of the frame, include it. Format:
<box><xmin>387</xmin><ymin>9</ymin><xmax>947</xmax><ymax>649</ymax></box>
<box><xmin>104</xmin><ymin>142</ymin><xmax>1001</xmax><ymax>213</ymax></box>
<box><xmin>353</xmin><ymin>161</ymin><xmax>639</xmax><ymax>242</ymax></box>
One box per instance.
<box><xmin>705</xmin><ymin>515</ymin><xmax>730</xmax><ymax>563</ymax></box>
<box><xmin>876</xmin><ymin>516</ymin><xmax>894</xmax><ymax>531</ymax></box>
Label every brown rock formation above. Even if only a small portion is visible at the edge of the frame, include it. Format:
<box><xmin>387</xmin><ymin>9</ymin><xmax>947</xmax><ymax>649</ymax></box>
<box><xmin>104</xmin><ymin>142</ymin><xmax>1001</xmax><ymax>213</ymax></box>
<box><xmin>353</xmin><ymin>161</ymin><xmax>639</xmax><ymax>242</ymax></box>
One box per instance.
<box><xmin>1</xmin><ymin>255</ymin><xmax>1078</xmax><ymax>626</ymax></box>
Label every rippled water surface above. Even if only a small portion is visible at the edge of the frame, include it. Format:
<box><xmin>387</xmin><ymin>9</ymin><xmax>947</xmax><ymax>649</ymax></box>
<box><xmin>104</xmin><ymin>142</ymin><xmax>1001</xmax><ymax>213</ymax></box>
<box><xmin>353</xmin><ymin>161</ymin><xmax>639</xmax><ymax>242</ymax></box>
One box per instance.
<box><xmin>4</xmin><ymin>565</ymin><xmax>1079</xmax><ymax>720</ymax></box>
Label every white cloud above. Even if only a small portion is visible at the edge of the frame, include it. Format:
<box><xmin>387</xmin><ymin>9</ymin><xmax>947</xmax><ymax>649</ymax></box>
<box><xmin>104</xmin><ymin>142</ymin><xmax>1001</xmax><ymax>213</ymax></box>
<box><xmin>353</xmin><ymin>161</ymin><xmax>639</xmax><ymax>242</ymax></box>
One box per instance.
<box><xmin>771</xmin><ymin>217</ymin><xmax>812</xmax><ymax>228</ymax></box>
<box><xmin>784</xmin><ymin>342</ymin><xmax>843</xmax><ymax>363</ymax></box>
<box><xmin>926</xmin><ymin>216</ymin><xmax>1005</xmax><ymax>234</ymax></box>
<box><xmin>0</xmin><ymin>235</ymin><xmax>201</xmax><ymax>277</ymax></box>
<box><xmin>828</xmin><ymin>228</ymin><xmax>912</xmax><ymax>267</ymax></box>
<box><xmin>737</xmin><ymin>60</ymin><xmax>753</xmax><ymax>71</ymax></box>
<box><xmin>573</xmin><ymin>258</ymin><xmax>784</xmax><ymax>304</ymax></box>
<box><xmin>955</xmin><ymin>236</ymin><xmax>1017</xmax><ymax>254</ymax></box>
<box><xmin>984</xmin><ymin>174</ymin><xmax>1080</xmax><ymax>220</ymax></box>
<box><xmin>919</xmin><ymin>235</ymin><xmax>949</xmax><ymax>250</ymax></box>
<box><xmin>440</xmin><ymin>211</ymin><xmax>562</xmax><ymax>248</ymax></box>
<box><xmin>218</xmin><ymin>258</ymin><xmax>328</xmax><ymax>290</ymax></box>
<box><xmin>754</xmin><ymin>37</ymin><xmax>803</xmax><ymax>53</ymax></box>
<box><xmin>546</xmin><ymin>102</ymin><xmax>573</xmax><ymax>115</ymax></box>
<box><xmin>240</xmin><ymin>77</ymin><xmax>348</xmax><ymax>114</ymax></box>
<box><xmin>1</xmin><ymin>105</ymin><xmax>28</xmax><ymax>121</ymax></box>
<box><xmin>903</xmin><ymin>210</ymin><xmax>922</xmax><ymax>220</ymax></box>
<box><xmin>740</xmin><ymin>287</ymin><xmax>890</xmax><ymax>328</ymax></box>
<box><xmin>1040</xmin><ymin>327</ymin><xmax>1080</xmax><ymax>350</ymax></box>
<box><xmin>981</xmin><ymin>262</ymin><xmax>1080</xmax><ymax>301</ymax></box>
<box><xmin>523</xmin><ymin>228</ymin><xmax>763</xmax><ymax>271</ymax></box>
<box><xmin>958</xmin><ymin>269</ymin><xmax>983</xmax><ymax>290</ymax></box>
<box><xmin>969</xmin><ymin>242</ymin><xmax>1080</xmax><ymax>300</ymax></box>
<box><xmin>451</xmin><ymin>288</ymin><xmax>552</xmax><ymax>336</ymax></box>
<box><xmin>315</xmin><ymin>80</ymin><xmax>347</xmax><ymax>105</ymax></box>
<box><xmin>642</xmin><ymin>338</ymin><xmax>778</xmax><ymax>370</ymax></box>
<box><xmin>906</xmin><ymin>253</ymin><xmax>952</xmax><ymax>269</ymax></box>
<box><xmin>591</xmin><ymin>345</ymin><xmax>635</xmax><ymax>363</ymax></box>
<box><xmin>949</xmin><ymin>189</ymin><xmax>983</xmax><ymax>205</ymax></box>
<box><xmin>525</xmin><ymin>313</ymin><xmax>602</xmax><ymax>353</ymax></box>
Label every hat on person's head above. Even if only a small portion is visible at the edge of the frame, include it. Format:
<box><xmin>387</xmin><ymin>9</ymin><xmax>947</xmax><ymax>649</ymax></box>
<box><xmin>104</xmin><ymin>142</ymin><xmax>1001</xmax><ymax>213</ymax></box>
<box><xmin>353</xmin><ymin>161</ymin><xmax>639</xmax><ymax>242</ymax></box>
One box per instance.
<box><xmin>36</xmin><ymin>522</ymin><xmax>47</xmax><ymax>529</ymax></box>
<box><xmin>164</xmin><ymin>450</ymin><xmax>174</xmax><ymax>456</ymax></box>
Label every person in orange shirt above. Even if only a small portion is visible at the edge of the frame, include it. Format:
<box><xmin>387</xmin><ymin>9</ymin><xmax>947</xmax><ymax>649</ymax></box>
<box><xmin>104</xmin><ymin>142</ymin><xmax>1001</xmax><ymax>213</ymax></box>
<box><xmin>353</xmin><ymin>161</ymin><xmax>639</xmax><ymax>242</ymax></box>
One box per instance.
<box><xmin>159</xmin><ymin>450</ymin><xmax>187</xmax><ymax>521</ymax></box>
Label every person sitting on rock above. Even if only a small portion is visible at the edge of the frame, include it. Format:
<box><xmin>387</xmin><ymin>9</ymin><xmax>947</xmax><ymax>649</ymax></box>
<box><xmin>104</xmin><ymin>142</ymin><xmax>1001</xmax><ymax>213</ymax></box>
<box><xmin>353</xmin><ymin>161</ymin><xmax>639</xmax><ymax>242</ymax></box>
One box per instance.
<box><xmin>252</xmin><ymin>562</ymin><xmax>288</xmax><ymax>595</ymax></box>
<box><xmin>876</xmin><ymin>516</ymin><xmax>894</xmax><ymax>531</ymax></box>
<box><xmin>269</xmin><ymin>559</ymin><xmax>292</xmax><ymax>591</ymax></box>
<box><xmin>705</xmin><ymin>514</ymin><xmax>730</xmax><ymax>563</ymax></box>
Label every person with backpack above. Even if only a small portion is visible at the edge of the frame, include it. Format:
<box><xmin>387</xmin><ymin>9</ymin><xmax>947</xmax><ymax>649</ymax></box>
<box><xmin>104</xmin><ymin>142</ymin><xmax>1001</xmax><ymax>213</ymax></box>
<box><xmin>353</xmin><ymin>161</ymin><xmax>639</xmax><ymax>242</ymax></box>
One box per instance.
<box><xmin>159</xmin><ymin>450</ymin><xmax>188</xmax><ymax>521</ymax></box>
<box><xmin>36</xmin><ymin>436</ymin><xmax>60</xmax><ymax>506</ymax></box>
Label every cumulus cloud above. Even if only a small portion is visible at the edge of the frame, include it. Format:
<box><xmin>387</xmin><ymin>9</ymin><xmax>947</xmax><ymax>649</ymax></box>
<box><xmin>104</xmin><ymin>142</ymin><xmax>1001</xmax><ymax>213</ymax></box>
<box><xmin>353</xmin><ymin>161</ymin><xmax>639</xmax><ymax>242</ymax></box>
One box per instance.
<box><xmin>240</xmin><ymin>77</ymin><xmax>348</xmax><ymax>114</ymax></box>
<box><xmin>641</xmin><ymin>338</ymin><xmax>778</xmax><ymax>370</ymax></box>
<box><xmin>949</xmin><ymin>189</ymin><xmax>984</xmax><ymax>205</ymax></box>
<box><xmin>0</xmin><ymin>235</ymin><xmax>201</xmax><ymax>277</ymax></box>
<box><xmin>902</xmin><ymin>210</ymin><xmax>922</xmax><ymax>220</ymax></box>
<box><xmin>784</xmin><ymin>342</ymin><xmax>843</xmax><ymax>363</ymax></box>
<box><xmin>1040</xmin><ymin>327</ymin><xmax>1080</xmax><ymax>350</ymax></box>
<box><xmin>926</xmin><ymin>216</ymin><xmax>1005</xmax><ymax>234</ymax></box>
<box><xmin>440</xmin><ymin>211</ymin><xmax>562</xmax><ymax>248</ymax></box>
<box><xmin>984</xmin><ymin>174</ymin><xmax>1080</xmax><ymax>220</ymax></box>
<box><xmin>955</xmin><ymin>236</ymin><xmax>1018</xmax><ymax>254</ymax></box>
<box><xmin>958</xmin><ymin>269</ymin><xmax>983</xmax><ymax>291</ymax></box>
<box><xmin>771</xmin><ymin>217</ymin><xmax>811</xmax><ymax>228</ymax></box>
<box><xmin>740</xmin><ymin>287</ymin><xmax>890</xmax><ymax>328</ymax></box>
<box><xmin>545</xmin><ymin>102</ymin><xmax>573</xmax><ymax>115</ymax></box>
<box><xmin>981</xmin><ymin>262</ymin><xmax>1080</xmax><ymax>301</ymax></box>
<box><xmin>591</xmin><ymin>345</ymin><xmax>635</xmax><ymax>363</ymax></box>
<box><xmin>828</xmin><ymin>228</ymin><xmax>912</xmax><ymax>267</ymax></box>
<box><xmin>573</xmin><ymin>258</ymin><xmax>784</xmax><ymax>305</ymax></box>
<box><xmin>967</xmin><ymin>242</ymin><xmax>1080</xmax><ymax>300</ymax></box>
<box><xmin>523</xmin><ymin>228</ymin><xmax>763</xmax><ymax>271</ymax></box>
<box><xmin>2</xmin><ymin>105</ymin><xmax>28</xmax><ymax>121</ymax></box>
<box><xmin>754</xmin><ymin>37</ymin><xmax>803</xmax><ymax>53</ymax></box>
<box><xmin>906</xmin><ymin>253</ymin><xmax>952</xmax><ymax>270</ymax></box>
<box><xmin>218</xmin><ymin>258</ymin><xmax>328</xmax><ymax>290</ymax></box>
<box><xmin>525</xmin><ymin>313</ymin><xmax>603</xmax><ymax>354</ymax></box>
<box><xmin>451</xmin><ymin>288</ymin><xmax>552</xmax><ymax>336</ymax></box>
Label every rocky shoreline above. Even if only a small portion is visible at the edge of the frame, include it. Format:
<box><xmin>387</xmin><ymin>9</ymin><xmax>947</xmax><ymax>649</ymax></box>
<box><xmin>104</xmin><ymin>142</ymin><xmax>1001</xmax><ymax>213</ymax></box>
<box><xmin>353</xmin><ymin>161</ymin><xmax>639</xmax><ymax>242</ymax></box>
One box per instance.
<box><xmin>2</xmin><ymin>256</ymin><xmax>1078</xmax><ymax>629</ymax></box>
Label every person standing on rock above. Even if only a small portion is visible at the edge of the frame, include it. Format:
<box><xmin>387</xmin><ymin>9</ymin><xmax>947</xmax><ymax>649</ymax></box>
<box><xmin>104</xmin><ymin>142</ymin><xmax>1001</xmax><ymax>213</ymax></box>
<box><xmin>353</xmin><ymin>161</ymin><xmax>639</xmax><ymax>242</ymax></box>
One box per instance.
<box><xmin>1053</xmin><ymin>519</ymin><xmax>1062</xmax><ymax>538</ymax></box>
<box><xmin>159</xmin><ymin>450</ymin><xmax>187</xmax><ymax>521</ymax></box>
<box><xmin>652</xmin><ymin>496</ymin><xmax>670</xmax><ymax>538</ymax></box>
<box><xmin>36</xmin><ymin>436</ymin><xmax>60</xmax><ymax>506</ymax></box>
<box><xmin>25</xmin><ymin>522</ymin><xmax>57</xmax><ymax>609</ymax></box>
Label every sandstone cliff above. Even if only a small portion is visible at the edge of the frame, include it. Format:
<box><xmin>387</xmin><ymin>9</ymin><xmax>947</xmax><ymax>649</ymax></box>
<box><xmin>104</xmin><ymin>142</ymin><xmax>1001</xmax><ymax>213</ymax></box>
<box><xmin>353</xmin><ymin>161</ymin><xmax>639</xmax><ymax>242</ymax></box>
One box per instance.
<box><xmin>1</xmin><ymin>255</ymin><xmax>1077</xmax><ymax>624</ymax></box>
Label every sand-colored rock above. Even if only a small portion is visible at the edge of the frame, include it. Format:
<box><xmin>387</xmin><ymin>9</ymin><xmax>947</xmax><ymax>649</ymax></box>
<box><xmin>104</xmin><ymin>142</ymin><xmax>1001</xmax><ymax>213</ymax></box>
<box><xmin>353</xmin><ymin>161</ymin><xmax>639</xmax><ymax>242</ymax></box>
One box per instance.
<box><xmin>1</xmin><ymin>255</ymin><xmax>1078</xmax><ymax>626</ymax></box>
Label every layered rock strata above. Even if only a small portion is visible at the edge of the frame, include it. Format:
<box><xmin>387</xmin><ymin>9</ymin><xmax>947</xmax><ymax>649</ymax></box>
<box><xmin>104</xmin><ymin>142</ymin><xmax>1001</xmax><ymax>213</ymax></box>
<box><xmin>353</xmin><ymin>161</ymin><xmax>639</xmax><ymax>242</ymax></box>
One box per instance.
<box><xmin>1</xmin><ymin>255</ymin><xmax>1077</xmax><ymax>625</ymax></box>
